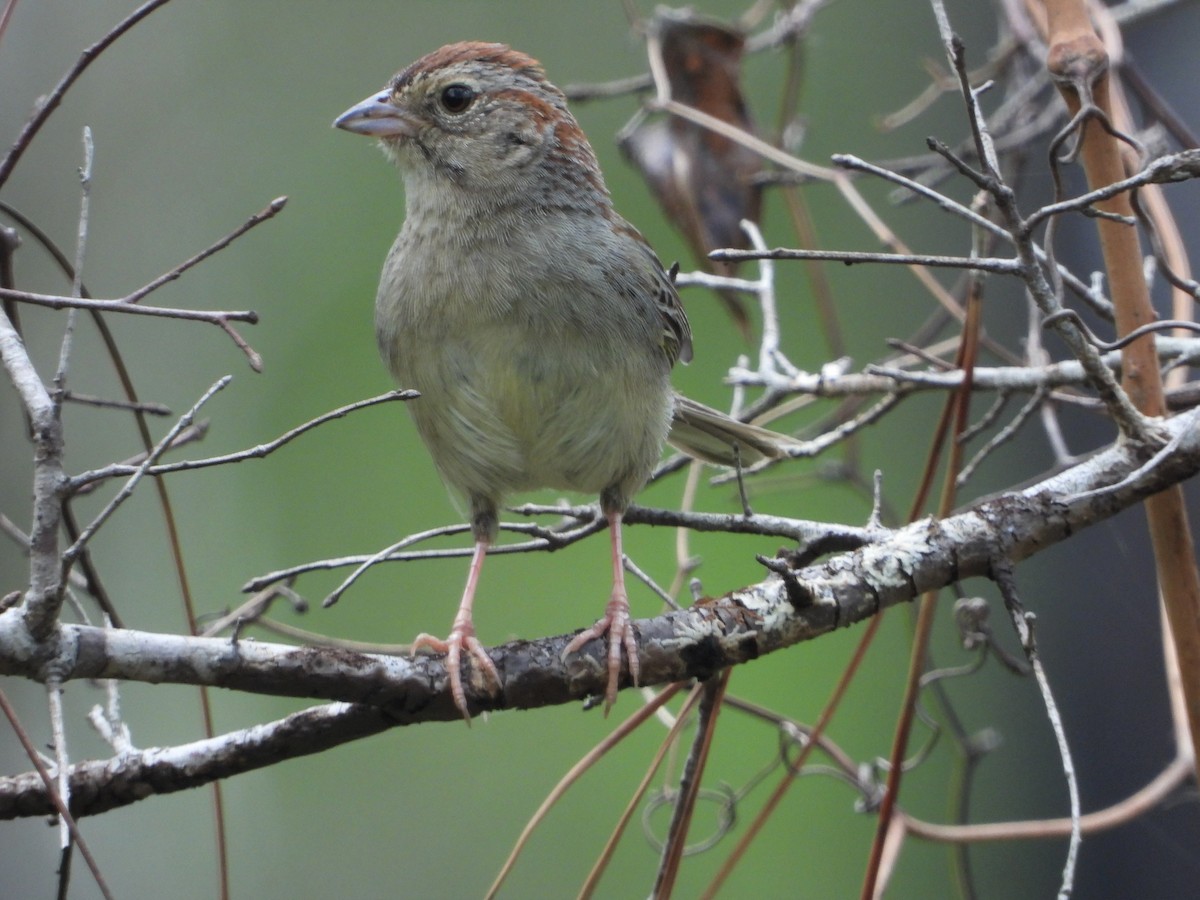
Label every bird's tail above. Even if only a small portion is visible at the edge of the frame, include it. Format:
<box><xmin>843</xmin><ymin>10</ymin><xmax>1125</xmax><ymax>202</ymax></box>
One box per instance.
<box><xmin>667</xmin><ymin>395</ymin><xmax>794</xmax><ymax>467</ymax></box>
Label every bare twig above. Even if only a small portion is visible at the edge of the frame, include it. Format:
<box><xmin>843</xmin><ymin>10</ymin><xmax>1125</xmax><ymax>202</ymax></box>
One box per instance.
<box><xmin>0</xmin><ymin>405</ymin><xmax>1195</xmax><ymax>736</ymax></box>
<box><xmin>87</xmin><ymin>678</ymin><xmax>133</xmax><ymax>755</ymax></box>
<box><xmin>47</xmin><ymin>680</ymin><xmax>71</xmax><ymax>871</ymax></box>
<box><xmin>62</xmin><ymin>377</ymin><xmax>232</xmax><ymax>568</ymax></box>
<box><xmin>0</xmin><ymin>688</ymin><xmax>113</xmax><ymax>899</ymax></box>
<box><xmin>956</xmin><ymin>388</ymin><xmax>1047</xmax><ymax>486</ymax></box>
<box><xmin>72</xmin><ymin>390</ymin><xmax>414</xmax><ymax>489</ymax></box>
<box><xmin>653</xmin><ymin>672</ymin><xmax>729</xmax><ymax>897</ymax></box>
<box><xmin>485</xmin><ymin>684</ymin><xmax>687</xmax><ymax>899</ymax></box>
<box><xmin>60</xmin><ymin>391</ymin><xmax>171</xmax><ymax>416</ymax></box>
<box><xmin>0</xmin><ymin>0</ymin><xmax>175</xmax><ymax>189</ymax></box>
<box><xmin>991</xmin><ymin>557</ymin><xmax>1080</xmax><ymax>899</ymax></box>
<box><xmin>123</xmin><ymin>197</ymin><xmax>288</xmax><ymax>306</ymax></box>
<box><xmin>578</xmin><ymin>686</ymin><xmax>700</xmax><ymax>899</ymax></box>
<box><xmin>728</xmin><ymin>338</ymin><xmax>1200</xmax><ymax>398</ymax></box>
<box><xmin>0</xmin><ymin>285</ymin><xmax>257</xmax><ymax>323</ymax></box>
<box><xmin>711</xmin><ymin>247</ymin><xmax>1024</xmax><ymax>275</ymax></box>
<box><xmin>1</xmin><ymin>295</ymin><xmax>65</xmax><ymax>640</ymax></box>
<box><xmin>53</xmin><ymin>127</ymin><xmax>94</xmax><ymax>398</ymax></box>
<box><xmin>901</xmin><ymin>751</ymin><xmax>1193</xmax><ymax>843</ymax></box>
<box><xmin>0</xmin><ymin>198</ymin><xmax>285</xmax><ymax>370</ymax></box>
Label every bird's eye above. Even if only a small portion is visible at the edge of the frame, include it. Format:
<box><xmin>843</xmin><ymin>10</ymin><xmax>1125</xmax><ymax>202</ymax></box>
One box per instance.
<box><xmin>439</xmin><ymin>84</ymin><xmax>475</xmax><ymax>114</ymax></box>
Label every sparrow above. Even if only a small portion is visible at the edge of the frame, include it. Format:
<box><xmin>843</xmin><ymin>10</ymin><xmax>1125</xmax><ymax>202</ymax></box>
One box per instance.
<box><xmin>335</xmin><ymin>41</ymin><xmax>787</xmax><ymax>718</ymax></box>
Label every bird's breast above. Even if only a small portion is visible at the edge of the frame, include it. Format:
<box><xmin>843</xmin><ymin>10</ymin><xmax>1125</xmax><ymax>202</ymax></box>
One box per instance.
<box><xmin>379</xmin><ymin>308</ymin><xmax>671</xmax><ymax>501</ymax></box>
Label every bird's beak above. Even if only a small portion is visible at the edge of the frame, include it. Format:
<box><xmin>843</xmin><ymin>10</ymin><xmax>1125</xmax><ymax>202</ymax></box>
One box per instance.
<box><xmin>333</xmin><ymin>91</ymin><xmax>416</xmax><ymax>138</ymax></box>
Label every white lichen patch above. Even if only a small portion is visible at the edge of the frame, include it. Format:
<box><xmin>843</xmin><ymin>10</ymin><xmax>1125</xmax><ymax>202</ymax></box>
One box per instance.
<box><xmin>858</xmin><ymin>518</ymin><xmax>936</xmax><ymax>590</ymax></box>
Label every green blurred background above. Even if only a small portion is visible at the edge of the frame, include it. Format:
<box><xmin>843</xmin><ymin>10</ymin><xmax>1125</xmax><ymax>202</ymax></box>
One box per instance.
<box><xmin>2</xmin><ymin>2</ymin><xmax>1196</xmax><ymax>897</ymax></box>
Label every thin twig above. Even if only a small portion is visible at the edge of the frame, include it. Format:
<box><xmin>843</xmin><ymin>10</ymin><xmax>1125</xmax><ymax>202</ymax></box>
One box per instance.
<box><xmin>123</xmin><ymin>197</ymin><xmax>288</xmax><ymax>306</ymax></box>
<box><xmin>956</xmin><ymin>388</ymin><xmax>1047</xmax><ymax>486</ymax></box>
<box><xmin>71</xmin><ymin>390</ymin><xmax>415</xmax><ymax>489</ymax></box>
<box><xmin>712</xmin><ymin>247</ymin><xmax>1023</xmax><ymax>274</ymax></box>
<box><xmin>579</xmin><ymin>685</ymin><xmax>701</xmax><ymax>899</ymax></box>
<box><xmin>62</xmin><ymin>377</ymin><xmax>232</xmax><ymax>567</ymax></box>
<box><xmin>53</xmin><ymin>127</ymin><xmax>94</xmax><ymax>399</ymax></box>
<box><xmin>653</xmin><ymin>672</ymin><xmax>730</xmax><ymax>897</ymax></box>
<box><xmin>47</xmin><ymin>681</ymin><xmax>71</xmax><ymax>869</ymax></box>
<box><xmin>60</xmin><ymin>391</ymin><xmax>171</xmax><ymax>415</ymax></box>
<box><xmin>87</xmin><ymin>677</ymin><xmax>133</xmax><ymax>755</ymax></box>
<box><xmin>0</xmin><ymin>286</ymin><xmax>257</xmax><ymax>322</ymax></box>
<box><xmin>0</xmin><ymin>198</ymin><xmax>286</xmax><ymax>370</ymax></box>
<box><xmin>0</xmin><ymin>689</ymin><xmax>114</xmax><ymax>900</ymax></box>
<box><xmin>247</xmin><ymin>505</ymin><xmax>875</xmax><ymax>594</ymax></box>
<box><xmin>484</xmin><ymin>685</ymin><xmax>686</xmax><ymax>899</ymax></box>
<box><xmin>0</xmin><ymin>0</ymin><xmax>175</xmax><ymax>189</ymax></box>
<box><xmin>991</xmin><ymin>558</ymin><xmax>1080</xmax><ymax>899</ymax></box>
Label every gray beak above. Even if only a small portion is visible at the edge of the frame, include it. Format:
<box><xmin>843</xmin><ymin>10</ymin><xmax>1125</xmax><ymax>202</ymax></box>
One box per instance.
<box><xmin>333</xmin><ymin>91</ymin><xmax>416</xmax><ymax>138</ymax></box>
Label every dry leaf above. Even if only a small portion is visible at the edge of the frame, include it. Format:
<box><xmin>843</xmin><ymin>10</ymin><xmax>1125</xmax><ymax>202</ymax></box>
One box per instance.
<box><xmin>621</xmin><ymin>10</ymin><xmax>763</xmax><ymax>338</ymax></box>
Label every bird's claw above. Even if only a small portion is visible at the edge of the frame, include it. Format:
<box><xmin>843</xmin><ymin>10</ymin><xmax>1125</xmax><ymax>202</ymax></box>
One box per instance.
<box><xmin>412</xmin><ymin>627</ymin><xmax>500</xmax><ymax>721</ymax></box>
<box><xmin>562</xmin><ymin>592</ymin><xmax>639</xmax><ymax>713</ymax></box>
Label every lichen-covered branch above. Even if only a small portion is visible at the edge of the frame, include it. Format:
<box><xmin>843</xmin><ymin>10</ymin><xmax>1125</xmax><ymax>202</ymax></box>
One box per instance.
<box><xmin>0</xmin><ymin>407</ymin><xmax>1195</xmax><ymax>821</ymax></box>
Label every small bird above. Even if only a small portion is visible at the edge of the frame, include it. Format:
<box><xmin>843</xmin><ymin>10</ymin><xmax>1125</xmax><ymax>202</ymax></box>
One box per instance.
<box><xmin>335</xmin><ymin>41</ymin><xmax>786</xmax><ymax>718</ymax></box>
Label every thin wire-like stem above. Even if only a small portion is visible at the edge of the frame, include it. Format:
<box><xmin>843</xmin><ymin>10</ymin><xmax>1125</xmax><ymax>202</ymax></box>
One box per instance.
<box><xmin>578</xmin><ymin>684</ymin><xmax>701</xmax><ymax>899</ymax></box>
<box><xmin>992</xmin><ymin>558</ymin><xmax>1079</xmax><ymax>898</ymax></box>
<box><xmin>0</xmin><ymin>689</ymin><xmax>114</xmax><ymax>900</ymax></box>
<box><xmin>0</xmin><ymin>0</ymin><xmax>175</xmax><ymax>189</ymax></box>
<box><xmin>702</xmin><ymin>614</ymin><xmax>885</xmax><ymax>899</ymax></box>
<box><xmin>653</xmin><ymin>672</ymin><xmax>730</xmax><ymax>897</ymax></box>
<box><xmin>62</xmin><ymin>377</ymin><xmax>231</xmax><ymax>567</ymax></box>
<box><xmin>53</xmin><ymin>127</ymin><xmax>93</xmax><ymax>398</ymax></box>
<box><xmin>484</xmin><ymin>684</ymin><xmax>685</xmax><ymax>900</ymax></box>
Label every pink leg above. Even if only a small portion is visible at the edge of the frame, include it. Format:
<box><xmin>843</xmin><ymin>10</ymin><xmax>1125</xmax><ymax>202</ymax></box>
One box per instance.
<box><xmin>411</xmin><ymin>538</ymin><xmax>501</xmax><ymax>719</ymax></box>
<box><xmin>563</xmin><ymin>509</ymin><xmax>639</xmax><ymax>712</ymax></box>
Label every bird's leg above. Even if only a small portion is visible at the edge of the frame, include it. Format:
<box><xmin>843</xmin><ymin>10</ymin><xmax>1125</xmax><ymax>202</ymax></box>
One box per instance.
<box><xmin>411</xmin><ymin>536</ymin><xmax>501</xmax><ymax>719</ymax></box>
<box><xmin>563</xmin><ymin>507</ymin><xmax>639</xmax><ymax>712</ymax></box>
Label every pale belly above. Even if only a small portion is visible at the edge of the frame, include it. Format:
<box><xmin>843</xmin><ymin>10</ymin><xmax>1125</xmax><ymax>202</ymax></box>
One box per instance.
<box><xmin>388</xmin><ymin>321</ymin><xmax>673</xmax><ymax>505</ymax></box>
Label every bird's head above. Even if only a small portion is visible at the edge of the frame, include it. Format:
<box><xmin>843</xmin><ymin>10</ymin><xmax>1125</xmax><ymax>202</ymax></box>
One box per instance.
<box><xmin>335</xmin><ymin>41</ymin><xmax>607</xmax><ymax>203</ymax></box>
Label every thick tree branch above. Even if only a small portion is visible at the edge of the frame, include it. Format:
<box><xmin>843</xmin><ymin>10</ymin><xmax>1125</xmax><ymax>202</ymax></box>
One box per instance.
<box><xmin>0</xmin><ymin>701</ymin><xmax>395</xmax><ymax>819</ymax></box>
<box><xmin>0</xmin><ymin>410</ymin><xmax>1195</xmax><ymax>786</ymax></box>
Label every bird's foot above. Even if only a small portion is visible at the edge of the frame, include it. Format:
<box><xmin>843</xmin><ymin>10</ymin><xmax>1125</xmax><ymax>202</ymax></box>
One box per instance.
<box><xmin>412</xmin><ymin>625</ymin><xmax>500</xmax><ymax>720</ymax></box>
<box><xmin>563</xmin><ymin>590</ymin><xmax>639</xmax><ymax>713</ymax></box>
